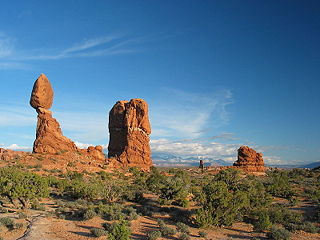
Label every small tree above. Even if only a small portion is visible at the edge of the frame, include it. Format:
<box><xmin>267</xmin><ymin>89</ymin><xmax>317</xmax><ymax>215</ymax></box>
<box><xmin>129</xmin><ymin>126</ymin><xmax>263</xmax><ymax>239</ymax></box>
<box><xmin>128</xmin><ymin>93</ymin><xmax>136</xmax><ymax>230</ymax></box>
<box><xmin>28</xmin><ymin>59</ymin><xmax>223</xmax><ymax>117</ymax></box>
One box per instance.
<box><xmin>0</xmin><ymin>167</ymin><xmax>49</xmax><ymax>208</ymax></box>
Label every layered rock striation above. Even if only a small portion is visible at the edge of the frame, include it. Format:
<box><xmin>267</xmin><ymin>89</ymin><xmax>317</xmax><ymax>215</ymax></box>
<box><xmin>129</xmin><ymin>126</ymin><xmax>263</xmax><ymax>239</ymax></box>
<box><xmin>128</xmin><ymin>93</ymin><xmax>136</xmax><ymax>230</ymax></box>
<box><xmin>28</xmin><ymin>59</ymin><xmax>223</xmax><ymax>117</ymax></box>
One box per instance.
<box><xmin>108</xmin><ymin>99</ymin><xmax>152</xmax><ymax>168</ymax></box>
<box><xmin>233</xmin><ymin>146</ymin><xmax>265</xmax><ymax>172</ymax></box>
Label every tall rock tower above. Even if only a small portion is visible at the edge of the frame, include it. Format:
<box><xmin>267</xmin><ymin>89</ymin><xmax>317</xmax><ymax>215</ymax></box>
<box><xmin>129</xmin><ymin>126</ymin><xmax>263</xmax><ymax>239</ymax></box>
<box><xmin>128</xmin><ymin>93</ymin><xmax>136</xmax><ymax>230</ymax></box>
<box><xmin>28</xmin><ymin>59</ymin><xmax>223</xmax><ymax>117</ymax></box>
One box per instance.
<box><xmin>108</xmin><ymin>99</ymin><xmax>152</xmax><ymax>168</ymax></box>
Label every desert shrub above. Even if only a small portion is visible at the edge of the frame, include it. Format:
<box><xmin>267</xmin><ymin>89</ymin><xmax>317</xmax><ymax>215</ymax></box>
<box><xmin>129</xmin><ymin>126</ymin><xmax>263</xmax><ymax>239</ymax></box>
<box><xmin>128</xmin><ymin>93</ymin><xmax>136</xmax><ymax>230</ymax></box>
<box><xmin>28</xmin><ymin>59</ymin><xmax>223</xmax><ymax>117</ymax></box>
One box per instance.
<box><xmin>83</xmin><ymin>209</ymin><xmax>96</xmax><ymax>220</ymax></box>
<box><xmin>304</xmin><ymin>187</ymin><xmax>320</xmax><ymax>203</ymax></box>
<box><xmin>14</xmin><ymin>222</ymin><xmax>23</xmax><ymax>229</ymax></box>
<box><xmin>267</xmin><ymin>226</ymin><xmax>291</xmax><ymax>240</ymax></box>
<box><xmin>146</xmin><ymin>167</ymin><xmax>167</xmax><ymax>194</ymax></box>
<box><xmin>198</xmin><ymin>231</ymin><xmax>208</xmax><ymax>238</ymax></box>
<box><xmin>177</xmin><ymin>233</ymin><xmax>191</xmax><ymax>240</ymax></box>
<box><xmin>107</xmin><ymin>220</ymin><xmax>131</xmax><ymax>240</ymax></box>
<box><xmin>0</xmin><ymin>217</ymin><xmax>15</xmax><ymax>230</ymax></box>
<box><xmin>18</xmin><ymin>212</ymin><xmax>27</xmax><ymax>219</ymax></box>
<box><xmin>122</xmin><ymin>206</ymin><xmax>138</xmax><ymax>221</ymax></box>
<box><xmin>214</xmin><ymin>168</ymin><xmax>242</xmax><ymax>190</ymax></box>
<box><xmin>90</xmin><ymin>227</ymin><xmax>107</xmax><ymax>237</ymax></box>
<box><xmin>176</xmin><ymin>222</ymin><xmax>190</xmax><ymax>234</ymax></box>
<box><xmin>157</xmin><ymin>219</ymin><xmax>166</xmax><ymax>228</ymax></box>
<box><xmin>267</xmin><ymin>205</ymin><xmax>302</xmax><ymax>225</ymax></box>
<box><xmin>0</xmin><ymin>167</ymin><xmax>49</xmax><ymax>208</ymax></box>
<box><xmin>147</xmin><ymin>230</ymin><xmax>162</xmax><ymax>240</ymax></box>
<box><xmin>31</xmin><ymin>202</ymin><xmax>46</xmax><ymax>211</ymax></box>
<box><xmin>265</xmin><ymin>170</ymin><xmax>295</xmax><ymax>198</ymax></box>
<box><xmin>159</xmin><ymin>225</ymin><xmax>176</xmax><ymax>237</ymax></box>
<box><xmin>284</xmin><ymin>221</ymin><xmax>319</xmax><ymax>233</ymax></box>
<box><xmin>195</xmin><ymin>180</ymin><xmax>249</xmax><ymax>227</ymax></box>
<box><xmin>97</xmin><ymin>204</ymin><xmax>126</xmax><ymax>221</ymax></box>
<box><xmin>252</xmin><ymin>211</ymin><xmax>272</xmax><ymax>231</ymax></box>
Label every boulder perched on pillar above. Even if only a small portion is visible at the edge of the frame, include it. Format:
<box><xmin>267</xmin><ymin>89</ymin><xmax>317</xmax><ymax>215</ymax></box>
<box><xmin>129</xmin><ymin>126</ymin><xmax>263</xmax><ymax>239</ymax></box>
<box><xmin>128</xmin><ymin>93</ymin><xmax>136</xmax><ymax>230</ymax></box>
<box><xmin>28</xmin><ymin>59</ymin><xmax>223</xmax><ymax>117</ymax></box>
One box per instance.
<box><xmin>30</xmin><ymin>74</ymin><xmax>79</xmax><ymax>154</ymax></box>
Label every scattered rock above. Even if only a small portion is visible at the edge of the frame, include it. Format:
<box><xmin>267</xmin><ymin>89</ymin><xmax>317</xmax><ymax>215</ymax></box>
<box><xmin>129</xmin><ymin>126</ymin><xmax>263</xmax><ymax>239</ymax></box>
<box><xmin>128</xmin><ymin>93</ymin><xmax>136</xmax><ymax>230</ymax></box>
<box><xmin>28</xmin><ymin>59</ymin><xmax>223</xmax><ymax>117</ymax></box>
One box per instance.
<box><xmin>233</xmin><ymin>146</ymin><xmax>265</xmax><ymax>172</ymax></box>
<box><xmin>108</xmin><ymin>98</ymin><xmax>152</xmax><ymax>168</ymax></box>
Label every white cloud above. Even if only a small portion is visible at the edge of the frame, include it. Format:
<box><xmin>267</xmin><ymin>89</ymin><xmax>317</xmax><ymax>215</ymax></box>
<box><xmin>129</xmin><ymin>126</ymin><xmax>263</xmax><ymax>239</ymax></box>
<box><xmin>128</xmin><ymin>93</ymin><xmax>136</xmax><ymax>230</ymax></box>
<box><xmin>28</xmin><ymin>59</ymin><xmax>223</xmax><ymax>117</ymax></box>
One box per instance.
<box><xmin>2</xmin><ymin>144</ymin><xmax>32</xmax><ymax>151</ymax></box>
<box><xmin>151</xmin><ymin>138</ymin><xmax>240</xmax><ymax>162</ymax></box>
<box><xmin>149</xmin><ymin>89</ymin><xmax>233</xmax><ymax>138</ymax></box>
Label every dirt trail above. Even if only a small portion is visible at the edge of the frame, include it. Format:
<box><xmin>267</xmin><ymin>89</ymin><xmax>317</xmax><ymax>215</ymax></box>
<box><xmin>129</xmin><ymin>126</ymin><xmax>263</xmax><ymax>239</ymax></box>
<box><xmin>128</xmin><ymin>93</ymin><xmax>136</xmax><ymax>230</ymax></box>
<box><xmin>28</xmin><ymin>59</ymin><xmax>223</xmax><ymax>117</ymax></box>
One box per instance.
<box><xmin>17</xmin><ymin>215</ymin><xmax>59</xmax><ymax>240</ymax></box>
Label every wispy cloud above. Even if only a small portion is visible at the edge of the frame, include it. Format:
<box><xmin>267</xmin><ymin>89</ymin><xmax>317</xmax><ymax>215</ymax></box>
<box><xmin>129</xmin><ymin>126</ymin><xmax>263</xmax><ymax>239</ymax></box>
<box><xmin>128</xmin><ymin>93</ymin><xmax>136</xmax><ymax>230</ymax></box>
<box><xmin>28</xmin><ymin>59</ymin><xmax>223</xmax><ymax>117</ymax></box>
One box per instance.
<box><xmin>0</xmin><ymin>32</ymin><xmax>145</xmax><ymax>68</ymax></box>
<box><xmin>149</xmin><ymin>88</ymin><xmax>233</xmax><ymax>138</ymax></box>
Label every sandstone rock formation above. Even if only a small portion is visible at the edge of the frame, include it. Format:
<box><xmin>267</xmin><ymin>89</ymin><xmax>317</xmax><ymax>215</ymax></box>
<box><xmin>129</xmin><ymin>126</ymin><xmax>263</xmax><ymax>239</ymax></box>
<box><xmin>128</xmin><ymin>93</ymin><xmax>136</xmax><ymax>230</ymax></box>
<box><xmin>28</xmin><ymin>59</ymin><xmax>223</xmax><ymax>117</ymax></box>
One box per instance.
<box><xmin>30</xmin><ymin>74</ymin><xmax>106</xmax><ymax>162</ymax></box>
<box><xmin>86</xmin><ymin>146</ymin><xmax>105</xmax><ymax>161</ymax></box>
<box><xmin>30</xmin><ymin>74</ymin><xmax>80</xmax><ymax>154</ymax></box>
<box><xmin>108</xmin><ymin>99</ymin><xmax>152</xmax><ymax>168</ymax></box>
<box><xmin>233</xmin><ymin>146</ymin><xmax>265</xmax><ymax>172</ymax></box>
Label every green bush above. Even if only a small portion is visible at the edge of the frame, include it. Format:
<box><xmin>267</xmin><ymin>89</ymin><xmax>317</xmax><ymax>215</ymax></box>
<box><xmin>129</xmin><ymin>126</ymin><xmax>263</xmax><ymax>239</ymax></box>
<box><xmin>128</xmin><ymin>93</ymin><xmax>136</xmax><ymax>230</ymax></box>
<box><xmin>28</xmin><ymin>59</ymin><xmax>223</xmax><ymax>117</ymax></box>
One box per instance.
<box><xmin>90</xmin><ymin>228</ymin><xmax>107</xmax><ymax>237</ymax></box>
<box><xmin>107</xmin><ymin>220</ymin><xmax>131</xmax><ymax>240</ymax></box>
<box><xmin>267</xmin><ymin>226</ymin><xmax>291</xmax><ymax>240</ymax></box>
<box><xmin>195</xmin><ymin>180</ymin><xmax>249</xmax><ymax>227</ymax></box>
<box><xmin>0</xmin><ymin>217</ymin><xmax>15</xmax><ymax>230</ymax></box>
<box><xmin>176</xmin><ymin>222</ymin><xmax>190</xmax><ymax>234</ymax></box>
<box><xmin>178</xmin><ymin>233</ymin><xmax>191</xmax><ymax>240</ymax></box>
<box><xmin>266</xmin><ymin>170</ymin><xmax>295</xmax><ymax>198</ymax></box>
<box><xmin>284</xmin><ymin>222</ymin><xmax>319</xmax><ymax>233</ymax></box>
<box><xmin>83</xmin><ymin>209</ymin><xmax>96</xmax><ymax>220</ymax></box>
<box><xmin>0</xmin><ymin>167</ymin><xmax>49</xmax><ymax>208</ymax></box>
<box><xmin>253</xmin><ymin>211</ymin><xmax>272</xmax><ymax>231</ymax></box>
<box><xmin>147</xmin><ymin>230</ymin><xmax>162</xmax><ymax>240</ymax></box>
<box><xmin>159</xmin><ymin>225</ymin><xmax>176</xmax><ymax>237</ymax></box>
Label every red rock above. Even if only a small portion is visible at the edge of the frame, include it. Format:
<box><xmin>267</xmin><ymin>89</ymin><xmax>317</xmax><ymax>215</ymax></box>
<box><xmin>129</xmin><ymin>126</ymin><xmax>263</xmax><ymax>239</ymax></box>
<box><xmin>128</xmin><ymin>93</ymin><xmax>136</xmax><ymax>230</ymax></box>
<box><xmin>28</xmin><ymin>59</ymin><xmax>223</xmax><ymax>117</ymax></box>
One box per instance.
<box><xmin>87</xmin><ymin>145</ymin><xmax>105</xmax><ymax>160</ymax></box>
<box><xmin>108</xmin><ymin>98</ymin><xmax>152</xmax><ymax>168</ymax></box>
<box><xmin>233</xmin><ymin>146</ymin><xmax>265</xmax><ymax>172</ymax></box>
<box><xmin>30</xmin><ymin>74</ymin><xmax>54</xmax><ymax>110</ymax></box>
<box><xmin>33</xmin><ymin>108</ymin><xmax>78</xmax><ymax>154</ymax></box>
<box><xmin>0</xmin><ymin>148</ymin><xmax>28</xmax><ymax>161</ymax></box>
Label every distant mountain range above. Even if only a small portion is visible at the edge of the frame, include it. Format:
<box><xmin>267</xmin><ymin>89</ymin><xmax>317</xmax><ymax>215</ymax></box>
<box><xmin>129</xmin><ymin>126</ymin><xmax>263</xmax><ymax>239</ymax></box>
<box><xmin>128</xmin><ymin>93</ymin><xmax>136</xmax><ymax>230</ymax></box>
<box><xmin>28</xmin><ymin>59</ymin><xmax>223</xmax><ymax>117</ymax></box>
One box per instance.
<box><xmin>152</xmin><ymin>153</ymin><xmax>232</xmax><ymax>167</ymax></box>
<box><xmin>152</xmin><ymin>153</ymin><xmax>320</xmax><ymax>169</ymax></box>
<box><xmin>299</xmin><ymin>161</ymin><xmax>320</xmax><ymax>169</ymax></box>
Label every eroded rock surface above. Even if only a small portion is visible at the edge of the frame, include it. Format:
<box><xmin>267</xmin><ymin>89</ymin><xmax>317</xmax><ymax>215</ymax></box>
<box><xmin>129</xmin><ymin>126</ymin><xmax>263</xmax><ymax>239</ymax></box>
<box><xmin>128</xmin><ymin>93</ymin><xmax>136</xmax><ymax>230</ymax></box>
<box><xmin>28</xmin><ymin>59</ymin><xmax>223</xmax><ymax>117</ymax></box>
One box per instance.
<box><xmin>30</xmin><ymin>74</ymin><xmax>54</xmax><ymax>109</ymax></box>
<box><xmin>33</xmin><ymin>108</ymin><xmax>78</xmax><ymax>154</ymax></box>
<box><xmin>30</xmin><ymin>74</ymin><xmax>104</xmax><ymax>160</ymax></box>
<box><xmin>233</xmin><ymin>146</ymin><xmax>265</xmax><ymax>172</ymax></box>
<box><xmin>108</xmin><ymin>98</ymin><xmax>152</xmax><ymax>168</ymax></box>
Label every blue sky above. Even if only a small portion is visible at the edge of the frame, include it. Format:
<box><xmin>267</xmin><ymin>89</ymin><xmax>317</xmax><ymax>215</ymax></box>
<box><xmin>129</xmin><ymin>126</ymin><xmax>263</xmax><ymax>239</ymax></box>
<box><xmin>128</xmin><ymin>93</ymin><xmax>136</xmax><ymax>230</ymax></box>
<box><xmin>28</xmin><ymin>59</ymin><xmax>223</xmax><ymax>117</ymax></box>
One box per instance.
<box><xmin>0</xmin><ymin>0</ymin><xmax>319</xmax><ymax>165</ymax></box>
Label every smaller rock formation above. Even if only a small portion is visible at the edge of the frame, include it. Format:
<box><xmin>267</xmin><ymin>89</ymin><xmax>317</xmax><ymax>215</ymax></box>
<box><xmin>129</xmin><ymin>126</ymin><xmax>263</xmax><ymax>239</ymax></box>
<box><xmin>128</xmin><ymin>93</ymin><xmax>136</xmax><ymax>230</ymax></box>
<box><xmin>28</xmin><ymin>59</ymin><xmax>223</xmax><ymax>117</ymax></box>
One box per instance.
<box><xmin>86</xmin><ymin>146</ymin><xmax>105</xmax><ymax>161</ymax></box>
<box><xmin>0</xmin><ymin>148</ymin><xmax>28</xmax><ymax>161</ymax></box>
<box><xmin>233</xmin><ymin>146</ymin><xmax>265</xmax><ymax>172</ymax></box>
<box><xmin>108</xmin><ymin>98</ymin><xmax>152</xmax><ymax>168</ymax></box>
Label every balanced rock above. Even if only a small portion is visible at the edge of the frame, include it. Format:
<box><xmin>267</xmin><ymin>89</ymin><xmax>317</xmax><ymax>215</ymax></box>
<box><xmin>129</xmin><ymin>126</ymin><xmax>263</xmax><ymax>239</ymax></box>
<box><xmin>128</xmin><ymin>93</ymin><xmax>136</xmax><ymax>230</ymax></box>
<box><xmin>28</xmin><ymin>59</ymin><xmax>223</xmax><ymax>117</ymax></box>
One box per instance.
<box><xmin>30</xmin><ymin>74</ymin><xmax>54</xmax><ymax>109</ymax></box>
<box><xmin>233</xmin><ymin>146</ymin><xmax>265</xmax><ymax>172</ymax></box>
<box><xmin>30</xmin><ymin>74</ymin><xmax>78</xmax><ymax>154</ymax></box>
<box><xmin>108</xmin><ymin>99</ymin><xmax>152</xmax><ymax>168</ymax></box>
